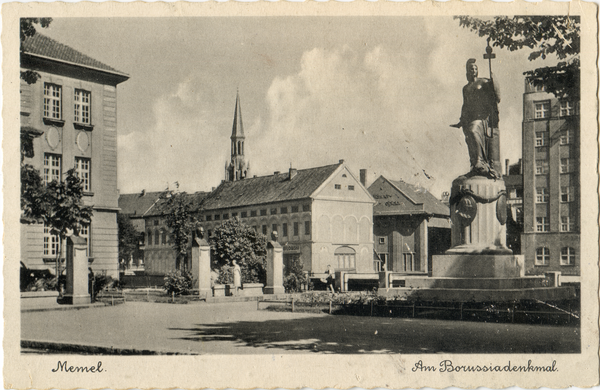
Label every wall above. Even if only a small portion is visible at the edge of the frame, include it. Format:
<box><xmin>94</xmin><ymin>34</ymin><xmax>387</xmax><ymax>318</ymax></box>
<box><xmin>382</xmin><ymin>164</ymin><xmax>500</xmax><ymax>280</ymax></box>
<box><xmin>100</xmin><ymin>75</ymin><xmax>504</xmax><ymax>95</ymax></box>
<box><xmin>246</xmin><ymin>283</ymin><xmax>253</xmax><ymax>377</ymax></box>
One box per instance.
<box><xmin>20</xmin><ymin>65</ymin><xmax>121</xmax><ymax>278</ymax></box>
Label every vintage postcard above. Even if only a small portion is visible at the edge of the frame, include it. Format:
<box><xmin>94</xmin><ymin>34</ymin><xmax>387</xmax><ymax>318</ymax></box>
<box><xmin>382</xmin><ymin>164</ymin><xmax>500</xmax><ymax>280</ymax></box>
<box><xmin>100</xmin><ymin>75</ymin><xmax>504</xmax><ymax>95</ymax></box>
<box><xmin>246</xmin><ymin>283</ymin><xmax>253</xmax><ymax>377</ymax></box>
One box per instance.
<box><xmin>3</xmin><ymin>1</ymin><xmax>599</xmax><ymax>389</ymax></box>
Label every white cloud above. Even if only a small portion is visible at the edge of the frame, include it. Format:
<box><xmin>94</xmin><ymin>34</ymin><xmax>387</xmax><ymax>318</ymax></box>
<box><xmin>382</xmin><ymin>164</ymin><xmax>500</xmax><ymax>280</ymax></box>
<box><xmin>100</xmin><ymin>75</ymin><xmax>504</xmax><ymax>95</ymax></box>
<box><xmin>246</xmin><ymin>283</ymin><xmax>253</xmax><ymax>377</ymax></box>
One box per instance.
<box><xmin>251</xmin><ymin>44</ymin><xmax>471</xmax><ymax>196</ymax></box>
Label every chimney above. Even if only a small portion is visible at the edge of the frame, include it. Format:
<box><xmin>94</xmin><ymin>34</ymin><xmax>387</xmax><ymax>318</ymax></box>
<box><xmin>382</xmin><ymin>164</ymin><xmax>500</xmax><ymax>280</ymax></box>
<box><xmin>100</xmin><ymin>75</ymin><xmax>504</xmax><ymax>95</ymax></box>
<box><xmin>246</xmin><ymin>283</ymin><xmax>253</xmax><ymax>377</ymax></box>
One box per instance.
<box><xmin>360</xmin><ymin>169</ymin><xmax>367</xmax><ymax>187</ymax></box>
<box><xmin>289</xmin><ymin>167</ymin><xmax>298</xmax><ymax>180</ymax></box>
<box><xmin>339</xmin><ymin>159</ymin><xmax>345</xmax><ymax>164</ymax></box>
<box><xmin>140</xmin><ymin>189</ymin><xmax>145</xmax><ymax>196</ymax></box>
<box><xmin>505</xmin><ymin>159</ymin><xmax>510</xmax><ymax>176</ymax></box>
<box><xmin>274</xmin><ymin>171</ymin><xmax>280</xmax><ymax>175</ymax></box>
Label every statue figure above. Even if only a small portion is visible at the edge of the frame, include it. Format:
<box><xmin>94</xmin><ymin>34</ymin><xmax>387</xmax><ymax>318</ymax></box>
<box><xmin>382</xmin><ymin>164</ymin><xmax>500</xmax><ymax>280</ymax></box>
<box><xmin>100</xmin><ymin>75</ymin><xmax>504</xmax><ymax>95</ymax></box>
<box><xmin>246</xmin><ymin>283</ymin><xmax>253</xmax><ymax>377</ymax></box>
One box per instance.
<box><xmin>451</xmin><ymin>56</ymin><xmax>501</xmax><ymax>179</ymax></box>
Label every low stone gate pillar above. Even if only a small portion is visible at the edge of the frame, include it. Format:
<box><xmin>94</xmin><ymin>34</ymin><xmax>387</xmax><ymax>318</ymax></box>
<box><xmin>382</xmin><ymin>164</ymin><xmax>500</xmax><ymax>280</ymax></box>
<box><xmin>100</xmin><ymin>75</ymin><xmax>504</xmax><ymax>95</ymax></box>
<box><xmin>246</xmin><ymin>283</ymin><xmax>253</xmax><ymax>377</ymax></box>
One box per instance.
<box><xmin>264</xmin><ymin>240</ymin><xmax>284</xmax><ymax>295</ymax></box>
<box><xmin>65</xmin><ymin>236</ymin><xmax>91</xmax><ymax>305</ymax></box>
<box><xmin>191</xmin><ymin>236</ymin><xmax>211</xmax><ymax>298</ymax></box>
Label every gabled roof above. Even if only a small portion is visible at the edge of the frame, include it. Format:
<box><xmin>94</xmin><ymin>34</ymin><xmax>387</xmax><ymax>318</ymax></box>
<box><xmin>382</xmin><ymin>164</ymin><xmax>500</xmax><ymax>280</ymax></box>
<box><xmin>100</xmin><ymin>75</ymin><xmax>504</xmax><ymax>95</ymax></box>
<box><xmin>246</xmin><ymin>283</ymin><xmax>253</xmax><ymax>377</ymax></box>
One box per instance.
<box><xmin>370</xmin><ymin>176</ymin><xmax>449</xmax><ymax>217</ymax></box>
<box><xmin>201</xmin><ymin>163</ymin><xmax>342</xmax><ymax>211</ymax></box>
<box><xmin>22</xmin><ymin>33</ymin><xmax>128</xmax><ymax>78</ymax></box>
<box><xmin>145</xmin><ymin>191</ymin><xmax>211</xmax><ymax>217</ymax></box>
<box><xmin>118</xmin><ymin>191</ymin><xmax>164</xmax><ymax>217</ymax></box>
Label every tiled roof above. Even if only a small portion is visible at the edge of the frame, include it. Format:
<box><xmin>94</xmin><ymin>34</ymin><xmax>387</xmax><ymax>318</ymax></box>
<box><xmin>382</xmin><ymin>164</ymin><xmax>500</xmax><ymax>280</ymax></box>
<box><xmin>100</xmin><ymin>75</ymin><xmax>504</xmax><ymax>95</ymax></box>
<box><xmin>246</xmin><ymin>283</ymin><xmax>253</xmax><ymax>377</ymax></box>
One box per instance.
<box><xmin>22</xmin><ymin>33</ymin><xmax>127</xmax><ymax>76</ymax></box>
<box><xmin>145</xmin><ymin>191</ymin><xmax>211</xmax><ymax>217</ymax></box>
<box><xmin>372</xmin><ymin>176</ymin><xmax>449</xmax><ymax>217</ymax></box>
<box><xmin>118</xmin><ymin>191</ymin><xmax>164</xmax><ymax>217</ymax></box>
<box><xmin>201</xmin><ymin>163</ymin><xmax>342</xmax><ymax>211</ymax></box>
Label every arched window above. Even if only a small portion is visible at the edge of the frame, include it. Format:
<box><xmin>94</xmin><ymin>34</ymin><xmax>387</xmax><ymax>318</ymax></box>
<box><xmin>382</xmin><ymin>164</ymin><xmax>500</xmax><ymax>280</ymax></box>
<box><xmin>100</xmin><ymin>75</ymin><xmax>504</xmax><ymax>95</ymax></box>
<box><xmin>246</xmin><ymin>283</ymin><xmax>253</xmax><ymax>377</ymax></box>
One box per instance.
<box><xmin>154</xmin><ymin>230</ymin><xmax>160</xmax><ymax>246</ymax></box>
<box><xmin>535</xmin><ymin>247</ymin><xmax>550</xmax><ymax>266</ymax></box>
<box><xmin>334</xmin><ymin>246</ymin><xmax>356</xmax><ymax>270</ymax></box>
<box><xmin>238</xmin><ymin>141</ymin><xmax>242</xmax><ymax>155</ymax></box>
<box><xmin>560</xmin><ymin>247</ymin><xmax>576</xmax><ymax>265</ymax></box>
<box><xmin>162</xmin><ymin>229</ymin><xmax>167</xmax><ymax>245</ymax></box>
<box><xmin>147</xmin><ymin>230</ymin><xmax>152</xmax><ymax>246</ymax></box>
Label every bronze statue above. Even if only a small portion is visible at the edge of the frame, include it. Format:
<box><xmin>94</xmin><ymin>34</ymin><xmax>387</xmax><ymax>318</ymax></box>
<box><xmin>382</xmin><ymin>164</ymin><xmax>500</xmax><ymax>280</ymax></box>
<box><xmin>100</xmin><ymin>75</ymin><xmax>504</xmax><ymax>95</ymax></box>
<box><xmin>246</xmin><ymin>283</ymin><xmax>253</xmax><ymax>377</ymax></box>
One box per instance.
<box><xmin>451</xmin><ymin>53</ymin><xmax>501</xmax><ymax>179</ymax></box>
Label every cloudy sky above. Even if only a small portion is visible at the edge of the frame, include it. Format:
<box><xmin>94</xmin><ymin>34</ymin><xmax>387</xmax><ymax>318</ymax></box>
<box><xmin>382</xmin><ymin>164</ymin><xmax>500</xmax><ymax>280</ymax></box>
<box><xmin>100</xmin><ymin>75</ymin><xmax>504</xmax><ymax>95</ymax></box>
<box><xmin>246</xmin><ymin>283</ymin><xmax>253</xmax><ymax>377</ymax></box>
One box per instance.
<box><xmin>40</xmin><ymin>16</ymin><xmax>560</xmax><ymax>198</ymax></box>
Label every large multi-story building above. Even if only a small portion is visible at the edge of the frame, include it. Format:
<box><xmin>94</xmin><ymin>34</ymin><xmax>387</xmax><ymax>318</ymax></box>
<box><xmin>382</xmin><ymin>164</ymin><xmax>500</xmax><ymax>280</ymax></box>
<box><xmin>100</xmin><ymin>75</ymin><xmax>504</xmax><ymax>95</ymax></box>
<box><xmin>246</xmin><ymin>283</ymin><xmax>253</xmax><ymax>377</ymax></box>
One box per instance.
<box><xmin>20</xmin><ymin>33</ymin><xmax>129</xmax><ymax>278</ymax></box>
<box><xmin>201</xmin><ymin>161</ymin><xmax>376</xmax><ymax>274</ymax></box>
<box><xmin>521</xmin><ymin>78</ymin><xmax>580</xmax><ymax>282</ymax></box>
<box><xmin>369</xmin><ymin>176</ymin><xmax>451</xmax><ymax>274</ymax></box>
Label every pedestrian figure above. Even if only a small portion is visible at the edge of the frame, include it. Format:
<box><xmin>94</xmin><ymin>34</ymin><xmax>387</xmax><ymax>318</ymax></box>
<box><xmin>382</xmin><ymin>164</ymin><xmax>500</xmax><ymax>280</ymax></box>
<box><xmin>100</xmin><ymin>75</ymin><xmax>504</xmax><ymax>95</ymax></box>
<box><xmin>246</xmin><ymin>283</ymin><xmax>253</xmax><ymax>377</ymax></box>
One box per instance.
<box><xmin>325</xmin><ymin>264</ymin><xmax>335</xmax><ymax>293</ymax></box>
<box><xmin>232</xmin><ymin>260</ymin><xmax>242</xmax><ymax>296</ymax></box>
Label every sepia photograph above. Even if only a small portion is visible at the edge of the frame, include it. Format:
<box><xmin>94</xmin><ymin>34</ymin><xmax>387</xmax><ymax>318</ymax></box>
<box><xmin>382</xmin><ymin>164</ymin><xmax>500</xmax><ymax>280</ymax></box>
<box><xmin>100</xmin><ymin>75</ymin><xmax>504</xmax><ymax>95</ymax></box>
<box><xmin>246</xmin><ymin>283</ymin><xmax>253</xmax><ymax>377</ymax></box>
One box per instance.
<box><xmin>3</xmin><ymin>2</ymin><xmax>599</xmax><ymax>389</ymax></box>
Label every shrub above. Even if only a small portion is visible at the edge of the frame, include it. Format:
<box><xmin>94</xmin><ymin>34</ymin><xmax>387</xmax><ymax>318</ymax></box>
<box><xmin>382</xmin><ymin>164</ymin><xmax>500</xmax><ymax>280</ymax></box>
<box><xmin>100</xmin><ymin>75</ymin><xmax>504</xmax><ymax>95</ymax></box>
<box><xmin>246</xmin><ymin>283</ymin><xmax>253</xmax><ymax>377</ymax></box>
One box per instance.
<box><xmin>163</xmin><ymin>271</ymin><xmax>193</xmax><ymax>296</ymax></box>
<box><xmin>215</xmin><ymin>265</ymin><xmax>233</xmax><ymax>285</ymax></box>
<box><xmin>283</xmin><ymin>258</ymin><xmax>307</xmax><ymax>293</ymax></box>
<box><xmin>92</xmin><ymin>274</ymin><xmax>119</xmax><ymax>299</ymax></box>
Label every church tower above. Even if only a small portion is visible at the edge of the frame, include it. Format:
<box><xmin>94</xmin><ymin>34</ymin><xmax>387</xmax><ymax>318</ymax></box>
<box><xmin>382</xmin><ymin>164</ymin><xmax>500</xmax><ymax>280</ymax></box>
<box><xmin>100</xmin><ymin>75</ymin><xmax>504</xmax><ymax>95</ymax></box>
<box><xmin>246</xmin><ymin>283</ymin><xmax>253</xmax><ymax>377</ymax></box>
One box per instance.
<box><xmin>225</xmin><ymin>91</ymin><xmax>250</xmax><ymax>181</ymax></box>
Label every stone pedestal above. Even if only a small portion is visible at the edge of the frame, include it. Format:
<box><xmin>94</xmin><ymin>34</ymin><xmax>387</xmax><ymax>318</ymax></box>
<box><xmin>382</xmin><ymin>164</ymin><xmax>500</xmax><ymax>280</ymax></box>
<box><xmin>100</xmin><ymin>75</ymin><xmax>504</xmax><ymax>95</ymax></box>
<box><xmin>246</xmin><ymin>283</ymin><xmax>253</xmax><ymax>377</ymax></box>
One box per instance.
<box><xmin>191</xmin><ymin>237</ymin><xmax>211</xmax><ymax>297</ymax></box>
<box><xmin>264</xmin><ymin>241</ymin><xmax>285</xmax><ymax>294</ymax></box>
<box><xmin>431</xmin><ymin>254</ymin><xmax>524</xmax><ymax>278</ymax></box>
<box><xmin>448</xmin><ymin>175</ymin><xmax>511</xmax><ymax>255</ymax></box>
<box><xmin>64</xmin><ymin>236</ymin><xmax>91</xmax><ymax>305</ymax></box>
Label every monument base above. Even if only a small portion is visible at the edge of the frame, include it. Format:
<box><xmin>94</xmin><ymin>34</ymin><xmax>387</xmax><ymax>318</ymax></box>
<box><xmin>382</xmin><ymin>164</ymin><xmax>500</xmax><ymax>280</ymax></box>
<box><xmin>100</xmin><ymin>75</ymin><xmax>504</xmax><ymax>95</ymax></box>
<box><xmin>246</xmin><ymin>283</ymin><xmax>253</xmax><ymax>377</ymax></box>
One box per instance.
<box><xmin>378</xmin><ymin>253</ymin><xmax>575</xmax><ymax>302</ymax></box>
<box><xmin>431</xmin><ymin>253</ymin><xmax>524</xmax><ymax>278</ymax></box>
<box><xmin>378</xmin><ymin>286</ymin><xmax>576</xmax><ymax>302</ymax></box>
<box><xmin>264</xmin><ymin>286</ymin><xmax>285</xmax><ymax>295</ymax></box>
<box><xmin>62</xmin><ymin>294</ymin><xmax>91</xmax><ymax>305</ymax></box>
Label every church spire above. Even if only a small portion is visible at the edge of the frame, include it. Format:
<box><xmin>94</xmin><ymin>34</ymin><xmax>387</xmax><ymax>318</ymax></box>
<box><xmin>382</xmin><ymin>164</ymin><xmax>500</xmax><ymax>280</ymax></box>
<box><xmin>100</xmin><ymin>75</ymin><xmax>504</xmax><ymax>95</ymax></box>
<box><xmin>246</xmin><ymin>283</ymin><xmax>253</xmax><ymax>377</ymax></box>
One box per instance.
<box><xmin>231</xmin><ymin>89</ymin><xmax>245</xmax><ymax>139</ymax></box>
<box><xmin>225</xmin><ymin>91</ymin><xmax>250</xmax><ymax>182</ymax></box>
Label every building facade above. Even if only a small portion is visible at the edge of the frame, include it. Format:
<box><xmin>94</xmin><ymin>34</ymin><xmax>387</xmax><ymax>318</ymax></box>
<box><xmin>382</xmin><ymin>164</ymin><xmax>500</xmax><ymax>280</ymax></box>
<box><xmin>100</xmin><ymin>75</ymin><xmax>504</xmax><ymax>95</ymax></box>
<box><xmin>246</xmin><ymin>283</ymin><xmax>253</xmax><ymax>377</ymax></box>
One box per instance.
<box><xmin>141</xmin><ymin>191</ymin><xmax>209</xmax><ymax>275</ymax></box>
<box><xmin>521</xmin><ymin>79</ymin><xmax>580</xmax><ymax>281</ymax></box>
<box><xmin>201</xmin><ymin>162</ymin><xmax>375</xmax><ymax>275</ymax></box>
<box><xmin>20</xmin><ymin>34</ymin><xmax>129</xmax><ymax>278</ymax></box>
<box><xmin>369</xmin><ymin>176</ymin><xmax>451</xmax><ymax>274</ymax></box>
<box><xmin>117</xmin><ymin>190</ymin><xmax>163</xmax><ymax>268</ymax></box>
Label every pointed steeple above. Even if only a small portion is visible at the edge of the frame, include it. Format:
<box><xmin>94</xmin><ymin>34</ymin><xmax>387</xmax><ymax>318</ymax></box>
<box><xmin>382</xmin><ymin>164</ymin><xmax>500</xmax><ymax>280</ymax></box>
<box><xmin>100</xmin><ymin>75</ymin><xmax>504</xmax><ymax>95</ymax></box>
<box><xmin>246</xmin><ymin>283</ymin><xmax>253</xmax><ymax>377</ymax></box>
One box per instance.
<box><xmin>231</xmin><ymin>89</ymin><xmax>245</xmax><ymax>139</ymax></box>
<box><xmin>225</xmin><ymin>90</ymin><xmax>250</xmax><ymax>182</ymax></box>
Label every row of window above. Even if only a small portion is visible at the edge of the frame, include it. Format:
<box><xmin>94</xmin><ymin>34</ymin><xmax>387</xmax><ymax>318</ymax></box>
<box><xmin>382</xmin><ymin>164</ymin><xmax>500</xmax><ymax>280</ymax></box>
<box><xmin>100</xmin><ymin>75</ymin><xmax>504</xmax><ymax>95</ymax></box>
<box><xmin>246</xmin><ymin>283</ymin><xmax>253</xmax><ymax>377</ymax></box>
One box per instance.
<box><xmin>204</xmin><ymin>204</ymin><xmax>310</xmax><ymax>222</ymax></box>
<box><xmin>534</xmin><ymin>100</ymin><xmax>577</xmax><ymax>119</ymax></box>
<box><xmin>255</xmin><ymin>221</ymin><xmax>311</xmax><ymax>238</ymax></box>
<box><xmin>535</xmin><ymin>186</ymin><xmax>574</xmax><ymax>203</ymax></box>
<box><xmin>535</xmin><ymin>129</ymin><xmax>573</xmax><ymax>147</ymax></box>
<box><xmin>334</xmin><ymin>184</ymin><xmax>355</xmax><ymax>190</ymax></box>
<box><xmin>44</xmin><ymin>83</ymin><xmax>91</xmax><ymax>125</ymax></box>
<box><xmin>535</xmin><ymin>246</ymin><xmax>576</xmax><ymax>266</ymax></box>
<box><xmin>44</xmin><ymin>154</ymin><xmax>91</xmax><ymax>192</ymax></box>
<box><xmin>535</xmin><ymin>159</ymin><xmax>575</xmax><ymax>174</ymax></box>
<box><xmin>146</xmin><ymin>229</ymin><xmax>169</xmax><ymax>247</ymax></box>
<box><xmin>535</xmin><ymin>216</ymin><xmax>575</xmax><ymax>232</ymax></box>
<box><xmin>43</xmin><ymin>224</ymin><xmax>90</xmax><ymax>257</ymax></box>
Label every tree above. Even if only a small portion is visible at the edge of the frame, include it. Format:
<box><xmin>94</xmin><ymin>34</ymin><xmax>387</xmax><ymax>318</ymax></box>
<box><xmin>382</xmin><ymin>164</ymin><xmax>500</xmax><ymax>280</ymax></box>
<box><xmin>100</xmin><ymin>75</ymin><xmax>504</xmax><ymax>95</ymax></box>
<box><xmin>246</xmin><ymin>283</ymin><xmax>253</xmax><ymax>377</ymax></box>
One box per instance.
<box><xmin>20</xmin><ymin>18</ymin><xmax>52</xmax><ymax>84</ymax></box>
<box><xmin>455</xmin><ymin>16</ymin><xmax>580</xmax><ymax>100</ymax></box>
<box><xmin>44</xmin><ymin>169</ymin><xmax>94</xmax><ymax>272</ymax></box>
<box><xmin>210</xmin><ymin>218</ymin><xmax>267</xmax><ymax>284</ymax></box>
<box><xmin>117</xmin><ymin>213</ymin><xmax>141</xmax><ymax>266</ymax></box>
<box><xmin>20</xmin><ymin>164</ymin><xmax>47</xmax><ymax>224</ymax></box>
<box><xmin>161</xmin><ymin>187</ymin><xmax>199</xmax><ymax>271</ymax></box>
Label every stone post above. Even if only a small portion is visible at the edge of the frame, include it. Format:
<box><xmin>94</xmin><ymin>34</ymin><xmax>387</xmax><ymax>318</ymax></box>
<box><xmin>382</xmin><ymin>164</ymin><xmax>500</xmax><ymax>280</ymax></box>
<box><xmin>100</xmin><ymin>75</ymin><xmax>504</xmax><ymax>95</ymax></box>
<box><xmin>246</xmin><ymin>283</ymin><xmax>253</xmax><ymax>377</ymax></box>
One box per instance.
<box><xmin>191</xmin><ymin>237</ymin><xmax>211</xmax><ymax>298</ymax></box>
<box><xmin>264</xmin><ymin>241</ymin><xmax>284</xmax><ymax>294</ymax></box>
<box><xmin>65</xmin><ymin>236</ymin><xmax>90</xmax><ymax>305</ymax></box>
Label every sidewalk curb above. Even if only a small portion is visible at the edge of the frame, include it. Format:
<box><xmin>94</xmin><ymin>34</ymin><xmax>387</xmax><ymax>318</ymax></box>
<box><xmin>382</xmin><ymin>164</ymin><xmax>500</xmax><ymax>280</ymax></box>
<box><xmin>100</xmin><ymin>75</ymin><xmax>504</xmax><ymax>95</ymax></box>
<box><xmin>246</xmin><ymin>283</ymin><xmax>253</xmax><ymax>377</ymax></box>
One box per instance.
<box><xmin>21</xmin><ymin>340</ymin><xmax>198</xmax><ymax>355</ymax></box>
<box><xmin>21</xmin><ymin>302</ymin><xmax>114</xmax><ymax>313</ymax></box>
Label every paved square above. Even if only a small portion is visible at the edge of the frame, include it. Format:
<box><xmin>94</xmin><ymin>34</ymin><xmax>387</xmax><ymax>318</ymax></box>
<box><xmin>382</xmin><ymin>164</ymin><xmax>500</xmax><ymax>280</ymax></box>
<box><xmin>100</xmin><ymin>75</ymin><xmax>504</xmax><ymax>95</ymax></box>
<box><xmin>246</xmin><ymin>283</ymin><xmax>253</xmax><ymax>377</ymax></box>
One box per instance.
<box><xmin>22</xmin><ymin>302</ymin><xmax>580</xmax><ymax>354</ymax></box>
